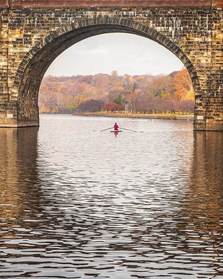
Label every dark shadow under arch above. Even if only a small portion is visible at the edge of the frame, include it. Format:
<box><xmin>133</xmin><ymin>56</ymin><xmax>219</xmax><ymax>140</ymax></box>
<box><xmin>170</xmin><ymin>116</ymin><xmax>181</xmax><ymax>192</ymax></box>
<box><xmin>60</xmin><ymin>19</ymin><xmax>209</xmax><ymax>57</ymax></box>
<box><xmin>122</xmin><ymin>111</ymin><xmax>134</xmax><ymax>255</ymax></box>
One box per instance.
<box><xmin>15</xmin><ymin>19</ymin><xmax>200</xmax><ymax>123</ymax></box>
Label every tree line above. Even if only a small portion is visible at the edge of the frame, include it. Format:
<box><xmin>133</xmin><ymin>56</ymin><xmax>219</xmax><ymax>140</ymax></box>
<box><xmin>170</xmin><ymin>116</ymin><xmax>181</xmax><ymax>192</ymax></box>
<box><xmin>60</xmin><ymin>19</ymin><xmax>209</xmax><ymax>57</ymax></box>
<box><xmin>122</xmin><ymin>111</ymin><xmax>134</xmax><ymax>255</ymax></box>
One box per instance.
<box><xmin>39</xmin><ymin>69</ymin><xmax>194</xmax><ymax>114</ymax></box>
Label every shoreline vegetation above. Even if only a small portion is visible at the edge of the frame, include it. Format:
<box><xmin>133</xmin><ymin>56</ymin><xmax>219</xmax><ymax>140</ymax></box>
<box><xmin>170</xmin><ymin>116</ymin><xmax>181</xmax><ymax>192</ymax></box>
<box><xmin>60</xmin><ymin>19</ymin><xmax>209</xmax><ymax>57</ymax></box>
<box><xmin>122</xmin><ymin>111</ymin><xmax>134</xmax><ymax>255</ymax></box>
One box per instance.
<box><xmin>39</xmin><ymin>70</ymin><xmax>195</xmax><ymax>116</ymax></box>
<box><xmin>71</xmin><ymin>111</ymin><xmax>194</xmax><ymax>120</ymax></box>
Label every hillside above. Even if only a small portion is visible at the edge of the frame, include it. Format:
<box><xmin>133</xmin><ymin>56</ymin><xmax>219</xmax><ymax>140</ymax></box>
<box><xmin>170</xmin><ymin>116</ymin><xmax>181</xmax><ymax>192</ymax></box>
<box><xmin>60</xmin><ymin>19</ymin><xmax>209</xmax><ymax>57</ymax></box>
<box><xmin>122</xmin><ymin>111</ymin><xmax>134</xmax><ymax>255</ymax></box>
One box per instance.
<box><xmin>39</xmin><ymin>69</ymin><xmax>194</xmax><ymax>114</ymax></box>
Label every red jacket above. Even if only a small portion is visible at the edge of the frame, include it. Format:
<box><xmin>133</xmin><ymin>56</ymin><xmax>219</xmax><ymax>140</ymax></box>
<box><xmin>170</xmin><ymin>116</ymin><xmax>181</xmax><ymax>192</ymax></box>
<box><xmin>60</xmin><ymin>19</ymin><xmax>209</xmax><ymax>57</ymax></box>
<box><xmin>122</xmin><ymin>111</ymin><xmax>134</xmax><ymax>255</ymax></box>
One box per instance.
<box><xmin>114</xmin><ymin>123</ymin><xmax>119</xmax><ymax>131</ymax></box>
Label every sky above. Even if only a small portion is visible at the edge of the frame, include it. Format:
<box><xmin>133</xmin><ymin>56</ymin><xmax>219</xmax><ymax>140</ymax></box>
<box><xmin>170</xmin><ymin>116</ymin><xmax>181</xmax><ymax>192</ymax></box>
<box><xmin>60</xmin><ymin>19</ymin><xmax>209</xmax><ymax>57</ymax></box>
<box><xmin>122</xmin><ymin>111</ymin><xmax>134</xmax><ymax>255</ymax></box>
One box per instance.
<box><xmin>46</xmin><ymin>33</ymin><xmax>184</xmax><ymax>76</ymax></box>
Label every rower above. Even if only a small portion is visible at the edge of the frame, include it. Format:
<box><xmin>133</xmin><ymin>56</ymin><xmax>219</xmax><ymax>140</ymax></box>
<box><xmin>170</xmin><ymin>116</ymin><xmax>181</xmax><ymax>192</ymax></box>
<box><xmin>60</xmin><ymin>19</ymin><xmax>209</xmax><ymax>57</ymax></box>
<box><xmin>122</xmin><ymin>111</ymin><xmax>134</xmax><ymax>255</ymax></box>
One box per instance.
<box><xmin>114</xmin><ymin>122</ymin><xmax>119</xmax><ymax>131</ymax></box>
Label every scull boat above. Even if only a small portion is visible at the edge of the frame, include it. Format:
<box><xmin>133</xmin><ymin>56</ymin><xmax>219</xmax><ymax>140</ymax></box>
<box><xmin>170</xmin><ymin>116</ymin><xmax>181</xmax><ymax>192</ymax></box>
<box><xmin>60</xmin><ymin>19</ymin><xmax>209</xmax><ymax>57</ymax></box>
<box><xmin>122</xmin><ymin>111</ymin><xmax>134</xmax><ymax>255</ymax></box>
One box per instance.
<box><xmin>110</xmin><ymin>130</ymin><xmax>123</xmax><ymax>133</ymax></box>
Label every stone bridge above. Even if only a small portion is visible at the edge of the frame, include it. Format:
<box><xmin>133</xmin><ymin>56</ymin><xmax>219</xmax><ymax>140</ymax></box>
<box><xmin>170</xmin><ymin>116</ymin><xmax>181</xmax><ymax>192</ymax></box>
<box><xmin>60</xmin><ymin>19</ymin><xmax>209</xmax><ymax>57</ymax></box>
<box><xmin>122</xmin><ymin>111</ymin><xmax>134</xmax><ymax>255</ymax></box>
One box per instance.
<box><xmin>0</xmin><ymin>0</ymin><xmax>222</xmax><ymax>130</ymax></box>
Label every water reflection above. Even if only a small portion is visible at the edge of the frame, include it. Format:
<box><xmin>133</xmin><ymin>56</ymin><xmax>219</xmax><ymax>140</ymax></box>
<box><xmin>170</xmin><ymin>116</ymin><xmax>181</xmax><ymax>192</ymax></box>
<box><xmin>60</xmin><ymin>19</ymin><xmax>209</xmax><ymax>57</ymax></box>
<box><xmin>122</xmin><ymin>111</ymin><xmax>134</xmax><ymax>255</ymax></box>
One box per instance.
<box><xmin>175</xmin><ymin>132</ymin><xmax>223</xmax><ymax>278</ymax></box>
<box><xmin>0</xmin><ymin>128</ymin><xmax>39</xmax><ymax>223</ymax></box>
<box><xmin>0</xmin><ymin>118</ymin><xmax>223</xmax><ymax>278</ymax></box>
<box><xmin>186</xmin><ymin>132</ymin><xmax>223</xmax><ymax>233</ymax></box>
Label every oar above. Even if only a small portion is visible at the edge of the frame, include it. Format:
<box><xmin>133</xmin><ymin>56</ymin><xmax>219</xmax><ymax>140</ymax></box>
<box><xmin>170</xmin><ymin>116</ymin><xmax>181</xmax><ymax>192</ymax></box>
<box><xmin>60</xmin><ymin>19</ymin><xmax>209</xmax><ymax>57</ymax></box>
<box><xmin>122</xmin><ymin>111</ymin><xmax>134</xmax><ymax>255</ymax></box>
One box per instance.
<box><xmin>121</xmin><ymin>127</ymin><xmax>138</xmax><ymax>133</ymax></box>
<box><xmin>100</xmin><ymin>127</ymin><xmax>113</xmax><ymax>132</ymax></box>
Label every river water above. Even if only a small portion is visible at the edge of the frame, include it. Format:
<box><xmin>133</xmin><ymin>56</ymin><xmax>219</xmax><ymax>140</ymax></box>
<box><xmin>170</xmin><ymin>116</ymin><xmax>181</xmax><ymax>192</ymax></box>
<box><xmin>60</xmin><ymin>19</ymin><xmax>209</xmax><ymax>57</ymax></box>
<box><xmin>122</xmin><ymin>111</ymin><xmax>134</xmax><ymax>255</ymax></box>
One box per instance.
<box><xmin>0</xmin><ymin>114</ymin><xmax>223</xmax><ymax>279</ymax></box>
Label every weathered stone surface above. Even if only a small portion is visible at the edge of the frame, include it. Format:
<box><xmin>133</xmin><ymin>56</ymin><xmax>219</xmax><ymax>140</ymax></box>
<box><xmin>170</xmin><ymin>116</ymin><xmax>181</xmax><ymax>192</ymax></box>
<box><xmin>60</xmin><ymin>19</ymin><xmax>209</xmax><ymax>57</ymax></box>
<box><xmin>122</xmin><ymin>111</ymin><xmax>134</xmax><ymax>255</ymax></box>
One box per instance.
<box><xmin>0</xmin><ymin>0</ymin><xmax>8</xmax><ymax>8</ymax></box>
<box><xmin>0</xmin><ymin>3</ymin><xmax>222</xmax><ymax>130</ymax></box>
<box><xmin>7</xmin><ymin>0</ymin><xmax>217</xmax><ymax>8</ymax></box>
<box><xmin>213</xmin><ymin>0</ymin><xmax>223</xmax><ymax>7</ymax></box>
<box><xmin>1</xmin><ymin>0</ymin><xmax>223</xmax><ymax>8</ymax></box>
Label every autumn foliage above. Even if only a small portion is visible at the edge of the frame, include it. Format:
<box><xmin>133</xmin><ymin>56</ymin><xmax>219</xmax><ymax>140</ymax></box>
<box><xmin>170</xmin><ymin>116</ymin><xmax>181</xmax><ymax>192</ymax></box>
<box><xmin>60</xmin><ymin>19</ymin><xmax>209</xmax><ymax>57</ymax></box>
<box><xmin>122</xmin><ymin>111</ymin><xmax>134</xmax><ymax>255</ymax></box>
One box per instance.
<box><xmin>39</xmin><ymin>69</ymin><xmax>195</xmax><ymax>114</ymax></box>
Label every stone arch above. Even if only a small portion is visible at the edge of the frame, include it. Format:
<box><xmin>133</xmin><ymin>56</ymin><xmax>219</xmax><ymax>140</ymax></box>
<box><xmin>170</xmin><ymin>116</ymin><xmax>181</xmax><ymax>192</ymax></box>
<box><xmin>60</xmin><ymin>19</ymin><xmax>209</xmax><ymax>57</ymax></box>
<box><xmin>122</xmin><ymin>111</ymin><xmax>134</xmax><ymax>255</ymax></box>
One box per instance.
<box><xmin>15</xmin><ymin>16</ymin><xmax>200</xmax><ymax>124</ymax></box>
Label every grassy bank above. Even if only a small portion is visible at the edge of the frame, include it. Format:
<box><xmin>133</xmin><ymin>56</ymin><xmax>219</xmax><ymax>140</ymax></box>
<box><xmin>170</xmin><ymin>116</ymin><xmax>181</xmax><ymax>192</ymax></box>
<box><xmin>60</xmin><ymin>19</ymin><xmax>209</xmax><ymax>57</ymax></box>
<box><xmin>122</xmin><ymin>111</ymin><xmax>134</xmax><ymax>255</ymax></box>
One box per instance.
<box><xmin>73</xmin><ymin>112</ymin><xmax>194</xmax><ymax>121</ymax></box>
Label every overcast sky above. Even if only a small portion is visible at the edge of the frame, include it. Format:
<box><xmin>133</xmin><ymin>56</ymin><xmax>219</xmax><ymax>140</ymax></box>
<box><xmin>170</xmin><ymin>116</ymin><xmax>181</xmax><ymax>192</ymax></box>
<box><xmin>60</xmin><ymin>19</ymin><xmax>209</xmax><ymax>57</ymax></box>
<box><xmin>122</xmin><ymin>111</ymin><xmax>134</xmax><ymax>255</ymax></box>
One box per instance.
<box><xmin>46</xmin><ymin>33</ymin><xmax>184</xmax><ymax>76</ymax></box>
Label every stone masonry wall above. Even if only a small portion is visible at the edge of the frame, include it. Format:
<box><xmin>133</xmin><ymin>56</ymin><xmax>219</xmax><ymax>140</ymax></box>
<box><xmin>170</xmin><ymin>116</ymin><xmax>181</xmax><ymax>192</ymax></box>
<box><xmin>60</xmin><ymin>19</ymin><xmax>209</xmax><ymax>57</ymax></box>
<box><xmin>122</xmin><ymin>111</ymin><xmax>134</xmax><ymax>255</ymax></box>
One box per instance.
<box><xmin>0</xmin><ymin>4</ymin><xmax>222</xmax><ymax>129</ymax></box>
<box><xmin>1</xmin><ymin>1</ymin><xmax>223</xmax><ymax>8</ymax></box>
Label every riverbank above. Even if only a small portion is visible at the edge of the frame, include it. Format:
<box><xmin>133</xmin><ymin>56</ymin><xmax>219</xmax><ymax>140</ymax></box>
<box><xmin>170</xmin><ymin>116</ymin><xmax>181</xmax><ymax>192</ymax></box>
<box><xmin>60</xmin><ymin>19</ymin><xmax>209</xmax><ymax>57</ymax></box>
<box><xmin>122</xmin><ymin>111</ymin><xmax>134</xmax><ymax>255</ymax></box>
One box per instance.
<box><xmin>72</xmin><ymin>112</ymin><xmax>194</xmax><ymax>121</ymax></box>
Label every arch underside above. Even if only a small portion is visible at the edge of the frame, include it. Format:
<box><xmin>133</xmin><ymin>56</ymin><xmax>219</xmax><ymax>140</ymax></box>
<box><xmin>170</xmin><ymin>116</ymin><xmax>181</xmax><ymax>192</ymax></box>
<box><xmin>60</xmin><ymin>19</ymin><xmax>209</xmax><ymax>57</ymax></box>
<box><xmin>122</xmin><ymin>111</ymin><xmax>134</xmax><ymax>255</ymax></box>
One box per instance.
<box><xmin>16</xmin><ymin>22</ymin><xmax>200</xmax><ymax>124</ymax></box>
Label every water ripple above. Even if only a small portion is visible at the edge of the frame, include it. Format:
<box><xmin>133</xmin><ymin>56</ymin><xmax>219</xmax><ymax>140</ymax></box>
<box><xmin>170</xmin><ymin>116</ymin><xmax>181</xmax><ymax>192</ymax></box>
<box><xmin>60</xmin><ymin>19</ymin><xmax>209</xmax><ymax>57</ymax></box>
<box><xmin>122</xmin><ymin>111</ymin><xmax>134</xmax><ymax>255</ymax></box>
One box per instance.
<box><xmin>0</xmin><ymin>115</ymin><xmax>223</xmax><ymax>278</ymax></box>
